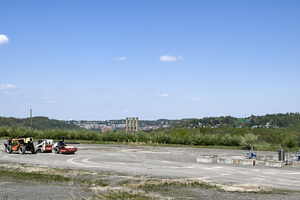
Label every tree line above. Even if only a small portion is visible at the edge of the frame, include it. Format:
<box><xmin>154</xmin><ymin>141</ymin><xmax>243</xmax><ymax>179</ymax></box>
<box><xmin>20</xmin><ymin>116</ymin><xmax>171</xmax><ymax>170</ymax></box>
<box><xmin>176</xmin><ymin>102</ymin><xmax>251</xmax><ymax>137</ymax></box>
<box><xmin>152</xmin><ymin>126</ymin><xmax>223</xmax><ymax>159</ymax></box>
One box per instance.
<box><xmin>1</xmin><ymin>113</ymin><xmax>300</xmax><ymax>149</ymax></box>
<box><xmin>171</xmin><ymin>112</ymin><xmax>300</xmax><ymax>129</ymax></box>
<box><xmin>0</xmin><ymin>116</ymin><xmax>83</xmax><ymax>131</ymax></box>
<box><xmin>0</xmin><ymin>126</ymin><xmax>298</xmax><ymax>149</ymax></box>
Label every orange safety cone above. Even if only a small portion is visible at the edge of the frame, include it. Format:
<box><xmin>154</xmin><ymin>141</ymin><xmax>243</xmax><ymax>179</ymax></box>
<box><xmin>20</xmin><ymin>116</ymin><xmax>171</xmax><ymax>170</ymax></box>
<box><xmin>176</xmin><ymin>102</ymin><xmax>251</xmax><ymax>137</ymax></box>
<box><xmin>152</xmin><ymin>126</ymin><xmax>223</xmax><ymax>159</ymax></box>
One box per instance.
<box><xmin>236</xmin><ymin>159</ymin><xmax>238</xmax><ymax>165</ymax></box>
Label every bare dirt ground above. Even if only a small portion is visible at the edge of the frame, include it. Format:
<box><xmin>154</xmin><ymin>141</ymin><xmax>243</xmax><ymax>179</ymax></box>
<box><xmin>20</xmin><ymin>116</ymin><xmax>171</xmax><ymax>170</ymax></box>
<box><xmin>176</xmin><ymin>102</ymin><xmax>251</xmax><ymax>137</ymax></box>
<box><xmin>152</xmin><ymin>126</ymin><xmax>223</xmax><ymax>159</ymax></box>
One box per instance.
<box><xmin>1</xmin><ymin>141</ymin><xmax>300</xmax><ymax>199</ymax></box>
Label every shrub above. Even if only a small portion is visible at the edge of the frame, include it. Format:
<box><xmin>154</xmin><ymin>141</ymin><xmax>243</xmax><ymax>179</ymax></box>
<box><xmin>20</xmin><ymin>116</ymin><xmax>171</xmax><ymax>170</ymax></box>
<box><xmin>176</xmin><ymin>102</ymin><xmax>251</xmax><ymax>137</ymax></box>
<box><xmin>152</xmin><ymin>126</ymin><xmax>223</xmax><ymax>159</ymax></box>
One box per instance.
<box><xmin>76</xmin><ymin>131</ymin><xmax>88</xmax><ymax>140</ymax></box>
<box><xmin>182</xmin><ymin>134</ymin><xmax>192</xmax><ymax>145</ymax></box>
<box><xmin>102</xmin><ymin>132</ymin><xmax>112</xmax><ymax>141</ymax></box>
<box><xmin>218</xmin><ymin>134</ymin><xmax>232</xmax><ymax>146</ymax></box>
<box><xmin>256</xmin><ymin>141</ymin><xmax>271</xmax><ymax>148</ymax></box>
<box><xmin>46</xmin><ymin>129</ymin><xmax>61</xmax><ymax>139</ymax></box>
<box><xmin>114</xmin><ymin>132</ymin><xmax>124</xmax><ymax>142</ymax></box>
<box><xmin>202</xmin><ymin>134</ymin><xmax>218</xmax><ymax>146</ymax></box>
<box><xmin>8</xmin><ymin>127</ymin><xmax>22</xmax><ymax>138</ymax></box>
<box><xmin>0</xmin><ymin>126</ymin><xmax>9</xmax><ymax>137</ymax></box>
<box><xmin>240</xmin><ymin>133</ymin><xmax>258</xmax><ymax>149</ymax></box>
<box><xmin>153</xmin><ymin>132</ymin><xmax>171</xmax><ymax>144</ymax></box>
<box><xmin>36</xmin><ymin>130</ymin><xmax>46</xmax><ymax>139</ymax></box>
<box><xmin>137</xmin><ymin>132</ymin><xmax>150</xmax><ymax>142</ymax></box>
<box><xmin>193</xmin><ymin>134</ymin><xmax>204</xmax><ymax>145</ymax></box>
<box><xmin>86</xmin><ymin>131</ymin><xmax>99</xmax><ymax>141</ymax></box>
<box><xmin>283</xmin><ymin>136</ymin><xmax>298</xmax><ymax>148</ymax></box>
<box><xmin>178</xmin><ymin>129</ymin><xmax>189</xmax><ymax>136</ymax></box>
<box><xmin>126</xmin><ymin>133</ymin><xmax>137</xmax><ymax>142</ymax></box>
<box><xmin>67</xmin><ymin>130</ymin><xmax>77</xmax><ymax>140</ymax></box>
<box><xmin>231</xmin><ymin>136</ymin><xmax>242</xmax><ymax>146</ymax></box>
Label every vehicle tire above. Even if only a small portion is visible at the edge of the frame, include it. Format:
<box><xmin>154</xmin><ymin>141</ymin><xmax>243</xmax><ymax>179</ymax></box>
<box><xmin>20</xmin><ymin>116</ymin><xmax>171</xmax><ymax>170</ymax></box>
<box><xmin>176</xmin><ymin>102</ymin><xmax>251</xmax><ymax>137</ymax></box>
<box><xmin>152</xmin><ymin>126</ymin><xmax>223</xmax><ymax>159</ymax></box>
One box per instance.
<box><xmin>54</xmin><ymin>147</ymin><xmax>59</xmax><ymax>154</ymax></box>
<box><xmin>6</xmin><ymin>146</ymin><xmax>12</xmax><ymax>154</ymax></box>
<box><xmin>19</xmin><ymin>146</ymin><xmax>25</xmax><ymax>154</ymax></box>
<box><xmin>31</xmin><ymin>148</ymin><xmax>36</xmax><ymax>154</ymax></box>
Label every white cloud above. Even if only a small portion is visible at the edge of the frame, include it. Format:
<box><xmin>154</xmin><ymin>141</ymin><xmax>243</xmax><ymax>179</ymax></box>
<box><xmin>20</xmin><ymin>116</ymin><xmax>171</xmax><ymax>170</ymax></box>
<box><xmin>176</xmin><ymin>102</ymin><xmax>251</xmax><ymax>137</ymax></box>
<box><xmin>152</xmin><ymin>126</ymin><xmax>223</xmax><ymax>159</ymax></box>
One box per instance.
<box><xmin>44</xmin><ymin>97</ymin><xmax>53</xmax><ymax>100</ymax></box>
<box><xmin>4</xmin><ymin>92</ymin><xmax>17</xmax><ymax>96</ymax></box>
<box><xmin>117</xmin><ymin>57</ymin><xmax>126</xmax><ymax>60</ymax></box>
<box><xmin>177</xmin><ymin>55</ymin><xmax>183</xmax><ymax>60</ymax></box>
<box><xmin>159</xmin><ymin>55</ymin><xmax>183</xmax><ymax>62</ymax></box>
<box><xmin>190</xmin><ymin>98</ymin><xmax>199</xmax><ymax>101</ymax></box>
<box><xmin>0</xmin><ymin>35</ymin><xmax>9</xmax><ymax>46</ymax></box>
<box><xmin>155</xmin><ymin>93</ymin><xmax>169</xmax><ymax>97</ymax></box>
<box><xmin>0</xmin><ymin>84</ymin><xmax>16</xmax><ymax>90</ymax></box>
<box><xmin>46</xmin><ymin>100</ymin><xmax>57</xmax><ymax>104</ymax></box>
<box><xmin>124</xmin><ymin>110</ymin><xmax>129</xmax><ymax>113</ymax></box>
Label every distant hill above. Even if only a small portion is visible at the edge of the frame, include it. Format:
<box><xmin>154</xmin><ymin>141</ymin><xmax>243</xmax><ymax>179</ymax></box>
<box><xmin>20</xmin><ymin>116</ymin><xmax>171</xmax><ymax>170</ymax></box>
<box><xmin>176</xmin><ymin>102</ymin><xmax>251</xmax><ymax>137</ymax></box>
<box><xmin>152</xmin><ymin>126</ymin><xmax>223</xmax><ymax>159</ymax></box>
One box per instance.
<box><xmin>170</xmin><ymin>112</ymin><xmax>300</xmax><ymax>130</ymax></box>
<box><xmin>2</xmin><ymin>112</ymin><xmax>300</xmax><ymax>131</ymax></box>
<box><xmin>0</xmin><ymin>116</ymin><xmax>83</xmax><ymax>131</ymax></box>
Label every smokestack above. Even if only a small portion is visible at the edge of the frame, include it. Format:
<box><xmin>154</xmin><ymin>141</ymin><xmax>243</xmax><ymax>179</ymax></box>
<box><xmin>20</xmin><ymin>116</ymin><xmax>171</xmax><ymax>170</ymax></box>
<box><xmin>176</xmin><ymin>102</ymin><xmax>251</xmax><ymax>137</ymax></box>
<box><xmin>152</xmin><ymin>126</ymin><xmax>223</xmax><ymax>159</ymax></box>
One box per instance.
<box><xmin>126</xmin><ymin>118</ymin><xmax>128</xmax><ymax>132</ymax></box>
<box><xmin>136</xmin><ymin>117</ymin><xmax>138</xmax><ymax>132</ymax></box>
<box><xmin>132</xmin><ymin>118</ymin><xmax>135</xmax><ymax>132</ymax></box>
<box><xmin>30</xmin><ymin>109</ymin><xmax>32</xmax><ymax>130</ymax></box>
<box><xmin>129</xmin><ymin>118</ymin><xmax>132</xmax><ymax>132</ymax></box>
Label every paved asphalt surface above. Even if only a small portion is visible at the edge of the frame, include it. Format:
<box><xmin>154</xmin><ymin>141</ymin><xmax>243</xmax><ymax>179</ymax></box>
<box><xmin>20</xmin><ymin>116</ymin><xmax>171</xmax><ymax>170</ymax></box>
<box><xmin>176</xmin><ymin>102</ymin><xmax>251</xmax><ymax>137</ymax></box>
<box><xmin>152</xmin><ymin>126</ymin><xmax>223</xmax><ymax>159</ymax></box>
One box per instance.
<box><xmin>1</xmin><ymin>143</ymin><xmax>300</xmax><ymax>191</ymax></box>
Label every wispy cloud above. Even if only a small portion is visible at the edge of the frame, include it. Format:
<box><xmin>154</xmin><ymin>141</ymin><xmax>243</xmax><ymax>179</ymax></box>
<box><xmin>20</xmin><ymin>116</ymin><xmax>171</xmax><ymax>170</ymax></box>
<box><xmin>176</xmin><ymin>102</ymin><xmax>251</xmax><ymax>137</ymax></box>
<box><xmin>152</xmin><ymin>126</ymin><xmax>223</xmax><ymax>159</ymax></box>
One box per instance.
<box><xmin>159</xmin><ymin>55</ymin><xmax>183</xmax><ymax>62</ymax></box>
<box><xmin>0</xmin><ymin>84</ymin><xmax>16</xmax><ymax>90</ymax></box>
<box><xmin>117</xmin><ymin>57</ymin><xmax>126</xmax><ymax>60</ymax></box>
<box><xmin>190</xmin><ymin>98</ymin><xmax>199</xmax><ymax>101</ymax></box>
<box><xmin>155</xmin><ymin>93</ymin><xmax>169</xmax><ymax>97</ymax></box>
<box><xmin>4</xmin><ymin>92</ymin><xmax>17</xmax><ymax>96</ymax></box>
<box><xmin>124</xmin><ymin>110</ymin><xmax>129</xmax><ymax>113</ymax></box>
<box><xmin>44</xmin><ymin>97</ymin><xmax>56</xmax><ymax>104</ymax></box>
<box><xmin>0</xmin><ymin>35</ymin><xmax>9</xmax><ymax>46</ymax></box>
<box><xmin>46</xmin><ymin>100</ymin><xmax>57</xmax><ymax>104</ymax></box>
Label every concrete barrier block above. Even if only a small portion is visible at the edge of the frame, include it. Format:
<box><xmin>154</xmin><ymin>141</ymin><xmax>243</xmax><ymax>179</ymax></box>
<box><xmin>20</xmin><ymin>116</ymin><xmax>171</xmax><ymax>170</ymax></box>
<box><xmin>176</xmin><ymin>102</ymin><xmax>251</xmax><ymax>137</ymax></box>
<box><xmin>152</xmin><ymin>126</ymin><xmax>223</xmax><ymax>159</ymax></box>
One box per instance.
<box><xmin>293</xmin><ymin>162</ymin><xmax>300</xmax><ymax>169</ymax></box>
<box><xmin>265</xmin><ymin>154</ymin><xmax>278</xmax><ymax>161</ymax></box>
<box><xmin>239</xmin><ymin>159</ymin><xmax>256</xmax><ymax>166</ymax></box>
<box><xmin>218</xmin><ymin>157</ymin><xmax>233</xmax><ymax>164</ymax></box>
<box><xmin>257</xmin><ymin>160</ymin><xmax>265</xmax><ymax>164</ymax></box>
<box><xmin>231</xmin><ymin>155</ymin><xmax>245</xmax><ymax>160</ymax></box>
<box><xmin>266</xmin><ymin>160</ymin><xmax>284</xmax><ymax>167</ymax></box>
<box><xmin>211</xmin><ymin>155</ymin><xmax>219</xmax><ymax>163</ymax></box>
<box><xmin>256</xmin><ymin>155</ymin><xmax>266</xmax><ymax>161</ymax></box>
<box><xmin>197</xmin><ymin>156</ymin><xmax>212</xmax><ymax>163</ymax></box>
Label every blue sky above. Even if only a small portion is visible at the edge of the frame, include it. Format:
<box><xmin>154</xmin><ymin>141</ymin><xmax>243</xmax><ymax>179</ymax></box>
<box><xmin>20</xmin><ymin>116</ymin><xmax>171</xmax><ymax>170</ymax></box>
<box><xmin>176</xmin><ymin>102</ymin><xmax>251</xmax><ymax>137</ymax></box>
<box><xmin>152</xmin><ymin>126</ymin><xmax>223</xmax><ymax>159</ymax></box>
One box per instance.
<box><xmin>1</xmin><ymin>0</ymin><xmax>299</xmax><ymax>120</ymax></box>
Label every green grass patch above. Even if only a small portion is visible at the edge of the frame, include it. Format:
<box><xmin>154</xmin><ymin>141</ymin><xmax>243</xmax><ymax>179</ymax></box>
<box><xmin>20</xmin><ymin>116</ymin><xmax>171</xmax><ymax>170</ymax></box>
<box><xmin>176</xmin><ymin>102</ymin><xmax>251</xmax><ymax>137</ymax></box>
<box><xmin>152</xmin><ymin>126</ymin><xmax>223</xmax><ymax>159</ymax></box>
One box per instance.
<box><xmin>0</xmin><ymin>164</ymin><xmax>109</xmax><ymax>188</ymax></box>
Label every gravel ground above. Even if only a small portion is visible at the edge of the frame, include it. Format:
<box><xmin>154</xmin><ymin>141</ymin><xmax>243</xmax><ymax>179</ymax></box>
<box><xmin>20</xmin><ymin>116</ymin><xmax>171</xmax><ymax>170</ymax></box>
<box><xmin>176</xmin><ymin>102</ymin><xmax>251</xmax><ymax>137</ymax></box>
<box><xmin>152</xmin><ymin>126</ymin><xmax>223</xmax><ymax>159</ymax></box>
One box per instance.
<box><xmin>1</xmin><ymin>167</ymin><xmax>300</xmax><ymax>200</ymax></box>
<box><xmin>0</xmin><ymin>181</ymin><xmax>94</xmax><ymax>200</ymax></box>
<box><xmin>1</xmin><ymin>140</ymin><xmax>300</xmax><ymax>199</ymax></box>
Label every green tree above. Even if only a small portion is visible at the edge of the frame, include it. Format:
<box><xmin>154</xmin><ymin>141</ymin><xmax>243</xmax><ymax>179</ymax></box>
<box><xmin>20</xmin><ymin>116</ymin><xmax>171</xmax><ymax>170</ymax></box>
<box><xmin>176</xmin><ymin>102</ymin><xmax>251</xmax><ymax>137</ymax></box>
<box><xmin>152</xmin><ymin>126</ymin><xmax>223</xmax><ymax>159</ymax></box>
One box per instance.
<box><xmin>283</xmin><ymin>136</ymin><xmax>298</xmax><ymax>148</ymax></box>
<box><xmin>240</xmin><ymin>133</ymin><xmax>258</xmax><ymax>149</ymax></box>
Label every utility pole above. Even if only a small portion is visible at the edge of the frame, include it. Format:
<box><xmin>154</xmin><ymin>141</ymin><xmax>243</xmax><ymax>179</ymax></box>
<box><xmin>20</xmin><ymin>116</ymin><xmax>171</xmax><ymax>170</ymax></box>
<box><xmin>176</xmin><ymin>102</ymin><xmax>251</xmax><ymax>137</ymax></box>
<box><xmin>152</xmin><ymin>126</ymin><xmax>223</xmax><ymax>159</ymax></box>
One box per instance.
<box><xmin>30</xmin><ymin>109</ymin><xmax>32</xmax><ymax>130</ymax></box>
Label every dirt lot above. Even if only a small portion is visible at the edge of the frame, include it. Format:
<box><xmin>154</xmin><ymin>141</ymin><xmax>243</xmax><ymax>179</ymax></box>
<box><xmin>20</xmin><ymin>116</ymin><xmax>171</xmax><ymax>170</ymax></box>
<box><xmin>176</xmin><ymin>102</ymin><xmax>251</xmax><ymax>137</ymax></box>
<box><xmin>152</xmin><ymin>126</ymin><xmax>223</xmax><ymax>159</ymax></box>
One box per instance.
<box><xmin>1</xmin><ymin>141</ymin><xmax>300</xmax><ymax>199</ymax></box>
